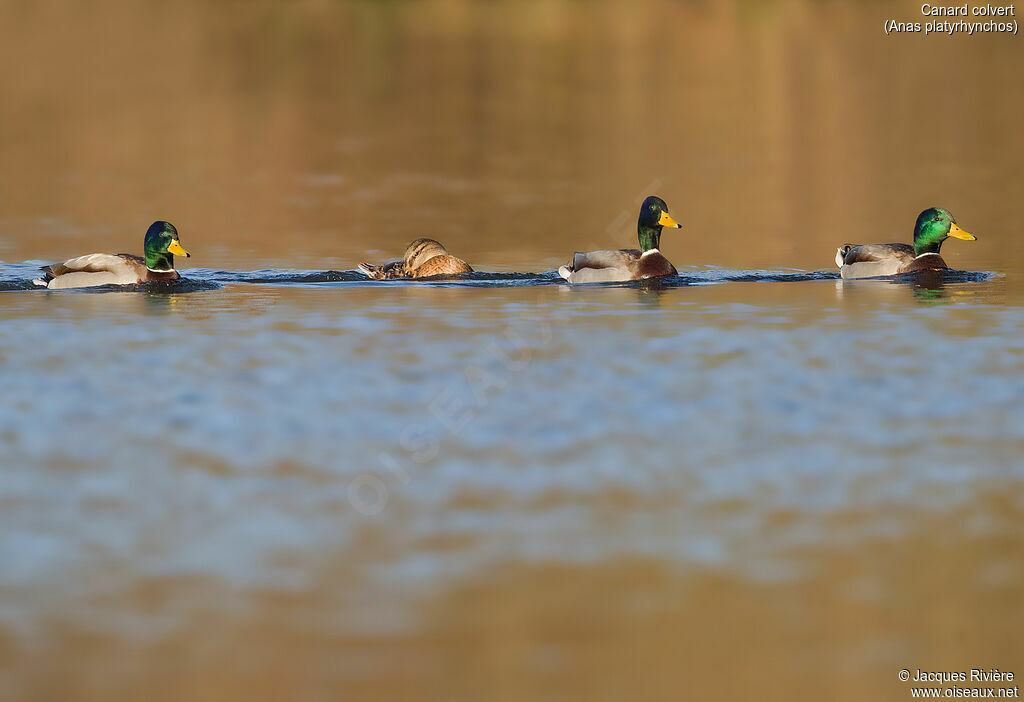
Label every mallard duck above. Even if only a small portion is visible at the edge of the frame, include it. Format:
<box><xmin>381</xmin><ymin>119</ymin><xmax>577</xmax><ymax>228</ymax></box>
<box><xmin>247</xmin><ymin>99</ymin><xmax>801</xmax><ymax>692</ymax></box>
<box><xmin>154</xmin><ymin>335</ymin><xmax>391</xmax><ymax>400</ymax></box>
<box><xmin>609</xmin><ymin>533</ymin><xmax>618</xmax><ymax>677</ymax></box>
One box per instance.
<box><xmin>836</xmin><ymin>207</ymin><xmax>977</xmax><ymax>279</ymax></box>
<box><xmin>358</xmin><ymin>237</ymin><xmax>473</xmax><ymax>280</ymax></box>
<box><xmin>33</xmin><ymin>221</ymin><xmax>190</xmax><ymax>289</ymax></box>
<box><xmin>558</xmin><ymin>195</ymin><xmax>682</xmax><ymax>284</ymax></box>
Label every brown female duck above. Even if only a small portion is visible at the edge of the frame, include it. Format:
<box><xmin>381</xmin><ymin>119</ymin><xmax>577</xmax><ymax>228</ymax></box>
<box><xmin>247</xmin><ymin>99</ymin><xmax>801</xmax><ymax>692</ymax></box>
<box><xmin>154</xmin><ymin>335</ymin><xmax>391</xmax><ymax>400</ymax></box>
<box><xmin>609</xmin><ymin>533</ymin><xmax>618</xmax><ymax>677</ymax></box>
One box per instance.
<box><xmin>359</xmin><ymin>237</ymin><xmax>473</xmax><ymax>280</ymax></box>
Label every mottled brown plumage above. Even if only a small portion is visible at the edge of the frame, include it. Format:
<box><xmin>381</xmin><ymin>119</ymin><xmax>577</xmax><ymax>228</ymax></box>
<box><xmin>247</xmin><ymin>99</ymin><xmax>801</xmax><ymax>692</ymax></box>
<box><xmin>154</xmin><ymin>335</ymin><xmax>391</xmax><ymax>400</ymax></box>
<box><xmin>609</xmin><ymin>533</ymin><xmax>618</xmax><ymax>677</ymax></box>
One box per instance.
<box><xmin>359</xmin><ymin>238</ymin><xmax>473</xmax><ymax>280</ymax></box>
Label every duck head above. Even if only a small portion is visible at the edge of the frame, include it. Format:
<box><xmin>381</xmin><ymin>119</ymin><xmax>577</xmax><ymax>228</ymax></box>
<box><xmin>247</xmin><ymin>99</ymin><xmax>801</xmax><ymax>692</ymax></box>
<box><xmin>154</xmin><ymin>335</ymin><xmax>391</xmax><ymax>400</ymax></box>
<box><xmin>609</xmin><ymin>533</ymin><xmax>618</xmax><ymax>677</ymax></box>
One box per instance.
<box><xmin>913</xmin><ymin>207</ymin><xmax>976</xmax><ymax>256</ymax></box>
<box><xmin>144</xmin><ymin>221</ymin><xmax>190</xmax><ymax>271</ymax></box>
<box><xmin>637</xmin><ymin>196</ymin><xmax>682</xmax><ymax>252</ymax></box>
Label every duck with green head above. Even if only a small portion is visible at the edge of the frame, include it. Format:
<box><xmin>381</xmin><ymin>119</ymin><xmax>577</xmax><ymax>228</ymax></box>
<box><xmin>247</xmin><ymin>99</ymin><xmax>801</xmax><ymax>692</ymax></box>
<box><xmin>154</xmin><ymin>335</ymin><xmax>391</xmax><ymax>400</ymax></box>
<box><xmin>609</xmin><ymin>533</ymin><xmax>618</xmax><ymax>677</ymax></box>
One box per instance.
<box><xmin>558</xmin><ymin>195</ymin><xmax>683</xmax><ymax>283</ymax></box>
<box><xmin>836</xmin><ymin>207</ymin><xmax>977</xmax><ymax>279</ymax></box>
<box><xmin>33</xmin><ymin>221</ymin><xmax>191</xmax><ymax>289</ymax></box>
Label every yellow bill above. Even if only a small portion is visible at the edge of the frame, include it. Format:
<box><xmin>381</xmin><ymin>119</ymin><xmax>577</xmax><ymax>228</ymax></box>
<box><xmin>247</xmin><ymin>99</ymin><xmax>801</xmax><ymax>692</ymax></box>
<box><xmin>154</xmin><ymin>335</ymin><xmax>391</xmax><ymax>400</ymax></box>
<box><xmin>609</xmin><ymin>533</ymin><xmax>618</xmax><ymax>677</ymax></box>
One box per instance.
<box><xmin>658</xmin><ymin>211</ymin><xmax>682</xmax><ymax>229</ymax></box>
<box><xmin>948</xmin><ymin>223</ymin><xmax>976</xmax><ymax>241</ymax></box>
<box><xmin>167</xmin><ymin>239</ymin><xmax>191</xmax><ymax>257</ymax></box>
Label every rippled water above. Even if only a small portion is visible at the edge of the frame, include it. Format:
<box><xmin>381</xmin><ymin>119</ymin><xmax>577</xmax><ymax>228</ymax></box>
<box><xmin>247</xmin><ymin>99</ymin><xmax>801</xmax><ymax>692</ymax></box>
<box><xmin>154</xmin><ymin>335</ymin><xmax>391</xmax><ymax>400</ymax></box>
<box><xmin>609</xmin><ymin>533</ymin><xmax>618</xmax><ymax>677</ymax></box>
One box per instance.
<box><xmin>3</xmin><ymin>264</ymin><xmax>1022</xmax><ymax>699</ymax></box>
<box><xmin>2</xmin><ymin>0</ymin><xmax>1024</xmax><ymax>699</ymax></box>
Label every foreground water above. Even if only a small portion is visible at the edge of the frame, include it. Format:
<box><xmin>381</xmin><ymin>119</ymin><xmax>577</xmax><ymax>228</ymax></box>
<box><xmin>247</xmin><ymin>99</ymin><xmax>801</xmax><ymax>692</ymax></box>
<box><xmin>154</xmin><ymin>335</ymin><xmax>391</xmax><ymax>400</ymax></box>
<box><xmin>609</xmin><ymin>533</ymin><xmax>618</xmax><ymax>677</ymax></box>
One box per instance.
<box><xmin>1</xmin><ymin>265</ymin><xmax>1022</xmax><ymax>700</ymax></box>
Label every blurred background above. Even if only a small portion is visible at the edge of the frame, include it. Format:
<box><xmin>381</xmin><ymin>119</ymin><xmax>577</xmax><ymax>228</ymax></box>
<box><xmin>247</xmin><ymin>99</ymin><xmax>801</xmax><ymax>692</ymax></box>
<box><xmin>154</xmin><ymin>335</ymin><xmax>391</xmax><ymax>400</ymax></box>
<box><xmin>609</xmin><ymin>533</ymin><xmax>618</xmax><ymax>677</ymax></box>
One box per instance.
<box><xmin>1</xmin><ymin>1</ymin><xmax>1023</xmax><ymax>701</ymax></box>
<box><xmin>1</xmin><ymin>0</ymin><xmax>1020</xmax><ymax>273</ymax></box>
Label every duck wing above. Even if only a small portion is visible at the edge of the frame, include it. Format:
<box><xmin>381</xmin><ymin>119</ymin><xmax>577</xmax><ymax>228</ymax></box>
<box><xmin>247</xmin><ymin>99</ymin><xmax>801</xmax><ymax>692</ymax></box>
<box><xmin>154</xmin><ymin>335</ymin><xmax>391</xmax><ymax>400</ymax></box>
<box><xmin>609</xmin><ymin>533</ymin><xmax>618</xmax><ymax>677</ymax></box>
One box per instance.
<box><xmin>841</xmin><ymin>244</ymin><xmax>914</xmax><ymax>265</ymax></box>
<box><xmin>40</xmin><ymin>254</ymin><xmax>147</xmax><ymax>289</ymax></box>
<box><xmin>409</xmin><ymin>255</ymin><xmax>473</xmax><ymax>278</ymax></box>
<box><xmin>839</xmin><ymin>244</ymin><xmax>916</xmax><ymax>279</ymax></box>
<box><xmin>572</xmin><ymin>249</ymin><xmax>640</xmax><ymax>270</ymax></box>
<box><xmin>558</xmin><ymin>249</ymin><xmax>642</xmax><ymax>284</ymax></box>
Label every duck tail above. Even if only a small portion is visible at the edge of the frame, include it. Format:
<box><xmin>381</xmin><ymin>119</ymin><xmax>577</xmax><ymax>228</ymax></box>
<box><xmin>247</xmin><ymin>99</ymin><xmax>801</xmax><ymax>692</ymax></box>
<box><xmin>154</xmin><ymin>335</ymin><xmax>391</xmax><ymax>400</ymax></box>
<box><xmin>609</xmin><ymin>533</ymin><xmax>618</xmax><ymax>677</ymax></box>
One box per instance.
<box><xmin>359</xmin><ymin>261</ymin><xmax>406</xmax><ymax>280</ymax></box>
<box><xmin>557</xmin><ymin>265</ymin><xmax>573</xmax><ymax>281</ymax></box>
<box><xmin>835</xmin><ymin>246</ymin><xmax>852</xmax><ymax>268</ymax></box>
<box><xmin>358</xmin><ymin>263</ymin><xmax>382</xmax><ymax>279</ymax></box>
<box><xmin>32</xmin><ymin>265</ymin><xmax>55</xmax><ymax>287</ymax></box>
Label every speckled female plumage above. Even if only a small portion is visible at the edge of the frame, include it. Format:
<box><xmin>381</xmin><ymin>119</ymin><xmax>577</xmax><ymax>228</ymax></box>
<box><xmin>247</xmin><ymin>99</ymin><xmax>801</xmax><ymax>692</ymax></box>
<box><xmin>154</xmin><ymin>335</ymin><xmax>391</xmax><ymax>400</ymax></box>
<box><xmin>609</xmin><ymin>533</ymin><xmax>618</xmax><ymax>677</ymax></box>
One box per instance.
<box><xmin>359</xmin><ymin>238</ymin><xmax>473</xmax><ymax>280</ymax></box>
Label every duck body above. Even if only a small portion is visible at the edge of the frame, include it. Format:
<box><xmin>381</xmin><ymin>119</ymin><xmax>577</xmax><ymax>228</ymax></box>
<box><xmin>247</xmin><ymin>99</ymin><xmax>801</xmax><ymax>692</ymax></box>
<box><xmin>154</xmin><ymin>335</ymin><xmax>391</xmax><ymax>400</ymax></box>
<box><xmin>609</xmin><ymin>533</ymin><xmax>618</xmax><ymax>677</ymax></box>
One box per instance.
<box><xmin>558</xmin><ymin>248</ymin><xmax>676</xmax><ymax>283</ymax></box>
<box><xmin>836</xmin><ymin>244</ymin><xmax>948</xmax><ymax>279</ymax></box>
<box><xmin>836</xmin><ymin>208</ymin><xmax>976</xmax><ymax>280</ymax></box>
<box><xmin>558</xmin><ymin>195</ymin><xmax>682</xmax><ymax>284</ymax></box>
<box><xmin>35</xmin><ymin>254</ymin><xmax>180</xmax><ymax>289</ymax></box>
<box><xmin>359</xmin><ymin>238</ymin><xmax>473</xmax><ymax>280</ymax></box>
<box><xmin>33</xmin><ymin>221</ymin><xmax>190</xmax><ymax>289</ymax></box>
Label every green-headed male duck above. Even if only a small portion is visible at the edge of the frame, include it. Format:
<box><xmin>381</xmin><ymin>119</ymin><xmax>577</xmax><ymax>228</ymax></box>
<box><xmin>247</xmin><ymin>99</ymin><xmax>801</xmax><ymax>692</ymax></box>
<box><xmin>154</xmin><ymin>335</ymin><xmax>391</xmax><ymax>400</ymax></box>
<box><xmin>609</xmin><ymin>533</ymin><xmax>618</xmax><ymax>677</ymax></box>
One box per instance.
<box><xmin>33</xmin><ymin>221</ymin><xmax>190</xmax><ymax>289</ymax></box>
<box><xmin>558</xmin><ymin>195</ymin><xmax>682</xmax><ymax>284</ymax></box>
<box><xmin>836</xmin><ymin>207</ymin><xmax>977</xmax><ymax>279</ymax></box>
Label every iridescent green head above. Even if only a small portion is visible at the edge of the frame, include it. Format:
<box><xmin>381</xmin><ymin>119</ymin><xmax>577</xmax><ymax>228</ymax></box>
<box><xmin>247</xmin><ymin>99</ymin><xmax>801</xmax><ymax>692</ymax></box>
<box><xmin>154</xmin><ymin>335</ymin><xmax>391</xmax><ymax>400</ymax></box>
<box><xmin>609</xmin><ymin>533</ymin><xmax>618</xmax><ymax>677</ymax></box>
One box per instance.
<box><xmin>637</xmin><ymin>196</ymin><xmax>682</xmax><ymax>252</ymax></box>
<box><xmin>143</xmin><ymin>221</ymin><xmax>190</xmax><ymax>270</ymax></box>
<box><xmin>913</xmin><ymin>207</ymin><xmax>977</xmax><ymax>256</ymax></box>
